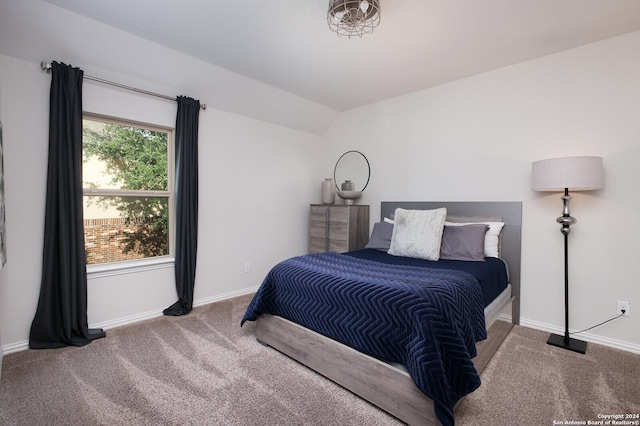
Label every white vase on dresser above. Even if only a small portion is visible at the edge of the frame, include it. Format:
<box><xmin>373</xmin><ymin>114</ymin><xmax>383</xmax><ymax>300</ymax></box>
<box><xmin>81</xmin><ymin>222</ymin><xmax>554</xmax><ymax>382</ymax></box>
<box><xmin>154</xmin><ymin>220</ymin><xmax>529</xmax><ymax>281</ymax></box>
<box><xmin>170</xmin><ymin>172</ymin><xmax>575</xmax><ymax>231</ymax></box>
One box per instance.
<box><xmin>320</xmin><ymin>178</ymin><xmax>336</xmax><ymax>205</ymax></box>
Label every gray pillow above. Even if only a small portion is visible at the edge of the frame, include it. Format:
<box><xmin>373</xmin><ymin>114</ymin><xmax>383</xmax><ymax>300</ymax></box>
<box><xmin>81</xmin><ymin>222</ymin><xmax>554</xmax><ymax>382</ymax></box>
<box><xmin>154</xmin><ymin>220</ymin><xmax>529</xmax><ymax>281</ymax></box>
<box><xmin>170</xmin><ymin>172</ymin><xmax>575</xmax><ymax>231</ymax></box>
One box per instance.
<box><xmin>364</xmin><ymin>221</ymin><xmax>394</xmax><ymax>251</ymax></box>
<box><xmin>440</xmin><ymin>224</ymin><xmax>489</xmax><ymax>261</ymax></box>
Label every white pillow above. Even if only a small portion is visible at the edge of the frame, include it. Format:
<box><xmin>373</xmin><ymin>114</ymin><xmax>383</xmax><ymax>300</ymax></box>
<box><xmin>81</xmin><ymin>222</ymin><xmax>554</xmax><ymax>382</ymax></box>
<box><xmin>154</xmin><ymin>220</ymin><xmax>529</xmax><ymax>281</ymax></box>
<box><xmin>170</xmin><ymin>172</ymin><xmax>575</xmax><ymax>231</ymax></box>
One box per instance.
<box><xmin>388</xmin><ymin>208</ymin><xmax>447</xmax><ymax>261</ymax></box>
<box><xmin>444</xmin><ymin>221</ymin><xmax>505</xmax><ymax>258</ymax></box>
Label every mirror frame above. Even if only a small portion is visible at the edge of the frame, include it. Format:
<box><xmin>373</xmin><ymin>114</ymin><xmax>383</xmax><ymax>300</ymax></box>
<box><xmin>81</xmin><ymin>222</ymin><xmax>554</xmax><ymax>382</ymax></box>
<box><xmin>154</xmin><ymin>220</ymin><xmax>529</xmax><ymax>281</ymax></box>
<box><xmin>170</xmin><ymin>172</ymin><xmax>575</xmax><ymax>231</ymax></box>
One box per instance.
<box><xmin>333</xmin><ymin>150</ymin><xmax>370</xmax><ymax>192</ymax></box>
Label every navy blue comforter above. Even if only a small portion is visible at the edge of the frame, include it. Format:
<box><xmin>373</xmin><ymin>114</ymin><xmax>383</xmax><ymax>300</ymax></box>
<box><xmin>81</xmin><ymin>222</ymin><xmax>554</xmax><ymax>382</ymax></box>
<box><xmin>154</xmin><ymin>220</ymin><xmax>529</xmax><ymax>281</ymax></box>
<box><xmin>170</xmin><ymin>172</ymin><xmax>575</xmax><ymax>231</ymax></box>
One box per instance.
<box><xmin>241</xmin><ymin>252</ymin><xmax>487</xmax><ymax>426</ymax></box>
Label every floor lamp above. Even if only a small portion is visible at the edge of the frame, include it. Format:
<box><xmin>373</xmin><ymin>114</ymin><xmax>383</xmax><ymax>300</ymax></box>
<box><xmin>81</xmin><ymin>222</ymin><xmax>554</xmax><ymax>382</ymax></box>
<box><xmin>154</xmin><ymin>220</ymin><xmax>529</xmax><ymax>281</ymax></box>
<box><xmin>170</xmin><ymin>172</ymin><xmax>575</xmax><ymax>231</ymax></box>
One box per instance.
<box><xmin>531</xmin><ymin>156</ymin><xmax>604</xmax><ymax>354</ymax></box>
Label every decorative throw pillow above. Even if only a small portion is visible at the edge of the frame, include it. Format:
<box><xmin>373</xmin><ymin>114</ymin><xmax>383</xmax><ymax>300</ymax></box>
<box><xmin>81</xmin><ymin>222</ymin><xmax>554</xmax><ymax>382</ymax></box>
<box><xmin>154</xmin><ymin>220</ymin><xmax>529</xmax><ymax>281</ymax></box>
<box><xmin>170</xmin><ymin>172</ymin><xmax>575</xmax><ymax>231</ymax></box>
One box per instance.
<box><xmin>444</xmin><ymin>221</ymin><xmax>505</xmax><ymax>258</ymax></box>
<box><xmin>365</xmin><ymin>221</ymin><xmax>394</xmax><ymax>251</ymax></box>
<box><xmin>388</xmin><ymin>208</ymin><xmax>447</xmax><ymax>261</ymax></box>
<box><xmin>440</xmin><ymin>224</ymin><xmax>489</xmax><ymax>261</ymax></box>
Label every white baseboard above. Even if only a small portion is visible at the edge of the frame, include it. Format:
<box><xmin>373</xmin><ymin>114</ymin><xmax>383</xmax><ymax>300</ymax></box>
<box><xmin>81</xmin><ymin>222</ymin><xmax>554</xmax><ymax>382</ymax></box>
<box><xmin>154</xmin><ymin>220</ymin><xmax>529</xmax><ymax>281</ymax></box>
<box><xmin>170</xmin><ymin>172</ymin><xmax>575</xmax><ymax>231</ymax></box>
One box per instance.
<box><xmin>1</xmin><ymin>286</ymin><xmax>260</xmax><ymax>355</ymax></box>
<box><xmin>498</xmin><ymin>313</ymin><xmax>512</xmax><ymax>323</ymax></box>
<box><xmin>2</xmin><ymin>340</ymin><xmax>29</xmax><ymax>355</ymax></box>
<box><xmin>495</xmin><ymin>312</ymin><xmax>640</xmax><ymax>354</ymax></box>
<box><xmin>519</xmin><ymin>318</ymin><xmax>640</xmax><ymax>355</ymax></box>
<box><xmin>191</xmin><ymin>286</ymin><xmax>259</xmax><ymax>309</ymax></box>
<box><xmin>6</xmin><ymin>292</ymin><xmax>638</xmax><ymax>357</ymax></box>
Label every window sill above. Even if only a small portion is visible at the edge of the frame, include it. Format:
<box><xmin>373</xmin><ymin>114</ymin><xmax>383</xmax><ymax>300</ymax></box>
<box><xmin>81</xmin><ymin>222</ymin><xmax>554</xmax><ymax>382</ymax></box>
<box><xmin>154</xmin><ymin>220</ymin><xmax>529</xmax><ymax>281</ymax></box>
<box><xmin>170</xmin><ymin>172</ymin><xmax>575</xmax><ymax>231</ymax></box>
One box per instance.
<box><xmin>87</xmin><ymin>256</ymin><xmax>174</xmax><ymax>279</ymax></box>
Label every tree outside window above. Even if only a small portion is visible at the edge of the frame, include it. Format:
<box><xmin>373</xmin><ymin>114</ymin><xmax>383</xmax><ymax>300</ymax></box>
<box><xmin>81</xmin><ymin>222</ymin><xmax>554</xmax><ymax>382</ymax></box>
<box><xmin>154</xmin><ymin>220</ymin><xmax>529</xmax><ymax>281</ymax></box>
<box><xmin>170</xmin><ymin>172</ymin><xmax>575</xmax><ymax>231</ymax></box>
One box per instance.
<box><xmin>82</xmin><ymin>116</ymin><xmax>173</xmax><ymax>265</ymax></box>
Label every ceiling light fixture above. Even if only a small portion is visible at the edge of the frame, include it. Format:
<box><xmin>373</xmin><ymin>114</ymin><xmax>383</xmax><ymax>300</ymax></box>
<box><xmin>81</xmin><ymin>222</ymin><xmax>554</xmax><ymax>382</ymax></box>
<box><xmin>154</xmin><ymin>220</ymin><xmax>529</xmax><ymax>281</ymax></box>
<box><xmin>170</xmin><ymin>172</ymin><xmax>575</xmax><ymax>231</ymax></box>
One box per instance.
<box><xmin>327</xmin><ymin>0</ymin><xmax>381</xmax><ymax>39</ymax></box>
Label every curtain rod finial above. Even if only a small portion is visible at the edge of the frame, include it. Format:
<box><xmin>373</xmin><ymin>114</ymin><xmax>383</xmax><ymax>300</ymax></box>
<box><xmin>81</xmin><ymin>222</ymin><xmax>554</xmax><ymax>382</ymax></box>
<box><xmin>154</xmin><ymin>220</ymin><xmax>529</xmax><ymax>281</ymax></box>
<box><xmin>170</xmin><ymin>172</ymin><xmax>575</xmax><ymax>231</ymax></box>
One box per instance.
<box><xmin>41</xmin><ymin>61</ymin><xmax>52</xmax><ymax>73</ymax></box>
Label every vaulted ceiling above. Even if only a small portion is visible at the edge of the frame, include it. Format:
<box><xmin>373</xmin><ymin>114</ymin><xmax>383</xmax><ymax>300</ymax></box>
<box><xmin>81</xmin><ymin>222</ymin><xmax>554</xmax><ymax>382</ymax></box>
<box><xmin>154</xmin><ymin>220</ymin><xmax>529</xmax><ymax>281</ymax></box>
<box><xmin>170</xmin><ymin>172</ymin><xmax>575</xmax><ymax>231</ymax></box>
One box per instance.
<box><xmin>40</xmin><ymin>0</ymin><xmax>640</xmax><ymax>111</ymax></box>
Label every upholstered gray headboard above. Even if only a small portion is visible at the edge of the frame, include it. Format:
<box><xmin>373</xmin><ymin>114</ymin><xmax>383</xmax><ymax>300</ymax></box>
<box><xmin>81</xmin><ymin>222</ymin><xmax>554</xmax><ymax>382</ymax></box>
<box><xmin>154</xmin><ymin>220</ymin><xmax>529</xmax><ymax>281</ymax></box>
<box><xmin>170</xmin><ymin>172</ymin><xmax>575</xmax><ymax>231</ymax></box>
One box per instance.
<box><xmin>381</xmin><ymin>201</ymin><xmax>522</xmax><ymax>324</ymax></box>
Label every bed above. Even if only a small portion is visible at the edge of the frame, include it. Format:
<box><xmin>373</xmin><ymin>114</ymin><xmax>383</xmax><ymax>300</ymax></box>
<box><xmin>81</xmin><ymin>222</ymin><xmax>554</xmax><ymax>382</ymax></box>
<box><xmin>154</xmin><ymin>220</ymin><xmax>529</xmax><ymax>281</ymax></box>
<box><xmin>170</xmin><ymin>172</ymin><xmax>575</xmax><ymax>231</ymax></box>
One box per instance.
<box><xmin>242</xmin><ymin>201</ymin><xmax>522</xmax><ymax>425</ymax></box>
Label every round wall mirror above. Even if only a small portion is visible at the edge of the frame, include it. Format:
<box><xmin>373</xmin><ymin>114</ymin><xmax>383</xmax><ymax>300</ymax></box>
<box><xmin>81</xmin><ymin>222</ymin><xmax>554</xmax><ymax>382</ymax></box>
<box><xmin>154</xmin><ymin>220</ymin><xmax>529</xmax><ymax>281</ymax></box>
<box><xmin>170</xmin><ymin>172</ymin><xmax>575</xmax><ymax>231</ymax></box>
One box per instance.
<box><xmin>334</xmin><ymin>150</ymin><xmax>370</xmax><ymax>192</ymax></box>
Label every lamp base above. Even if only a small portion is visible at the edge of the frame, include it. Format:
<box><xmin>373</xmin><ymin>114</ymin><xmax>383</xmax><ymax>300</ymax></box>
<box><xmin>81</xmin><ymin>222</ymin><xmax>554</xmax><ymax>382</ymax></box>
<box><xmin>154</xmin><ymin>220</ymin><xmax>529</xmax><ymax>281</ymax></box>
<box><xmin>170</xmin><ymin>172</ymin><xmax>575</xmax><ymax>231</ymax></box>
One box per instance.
<box><xmin>547</xmin><ymin>333</ymin><xmax>587</xmax><ymax>354</ymax></box>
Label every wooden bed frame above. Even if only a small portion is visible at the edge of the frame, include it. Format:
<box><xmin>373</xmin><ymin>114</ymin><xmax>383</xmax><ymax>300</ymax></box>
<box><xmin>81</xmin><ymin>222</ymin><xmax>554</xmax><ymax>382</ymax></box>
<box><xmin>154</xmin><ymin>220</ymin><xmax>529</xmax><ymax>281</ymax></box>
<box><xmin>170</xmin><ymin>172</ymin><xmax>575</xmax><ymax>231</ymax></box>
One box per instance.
<box><xmin>255</xmin><ymin>201</ymin><xmax>522</xmax><ymax>425</ymax></box>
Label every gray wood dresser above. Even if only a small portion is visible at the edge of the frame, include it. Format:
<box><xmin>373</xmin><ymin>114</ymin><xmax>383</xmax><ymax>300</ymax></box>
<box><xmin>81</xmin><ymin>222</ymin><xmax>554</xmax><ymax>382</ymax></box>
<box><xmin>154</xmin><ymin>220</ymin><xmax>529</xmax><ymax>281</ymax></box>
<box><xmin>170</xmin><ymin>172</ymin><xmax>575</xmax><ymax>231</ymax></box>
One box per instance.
<box><xmin>308</xmin><ymin>204</ymin><xmax>370</xmax><ymax>253</ymax></box>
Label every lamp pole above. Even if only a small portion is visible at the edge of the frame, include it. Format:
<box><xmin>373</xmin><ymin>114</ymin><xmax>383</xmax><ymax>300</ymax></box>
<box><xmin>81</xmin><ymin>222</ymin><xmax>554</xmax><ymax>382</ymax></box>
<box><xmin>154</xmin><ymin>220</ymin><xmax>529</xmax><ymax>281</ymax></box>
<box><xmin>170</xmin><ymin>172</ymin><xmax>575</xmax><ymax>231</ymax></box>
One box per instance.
<box><xmin>546</xmin><ymin>188</ymin><xmax>587</xmax><ymax>354</ymax></box>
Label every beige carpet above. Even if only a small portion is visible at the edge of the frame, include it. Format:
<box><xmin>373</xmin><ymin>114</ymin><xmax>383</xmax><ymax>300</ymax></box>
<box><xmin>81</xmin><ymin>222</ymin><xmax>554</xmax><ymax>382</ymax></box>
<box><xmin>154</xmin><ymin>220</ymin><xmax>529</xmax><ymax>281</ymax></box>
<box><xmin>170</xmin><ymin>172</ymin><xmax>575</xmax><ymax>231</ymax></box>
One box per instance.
<box><xmin>456</xmin><ymin>326</ymin><xmax>640</xmax><ymax>426</ymax></box>
<box><xmin>1</xmin><ymin>294</ymin><xmax>638</xmax><ymax>425</ymax></box>
<box><xmin>0</xmin><ymin>294</ymin><xmax>397</xmax><ymax>425</ymax></box>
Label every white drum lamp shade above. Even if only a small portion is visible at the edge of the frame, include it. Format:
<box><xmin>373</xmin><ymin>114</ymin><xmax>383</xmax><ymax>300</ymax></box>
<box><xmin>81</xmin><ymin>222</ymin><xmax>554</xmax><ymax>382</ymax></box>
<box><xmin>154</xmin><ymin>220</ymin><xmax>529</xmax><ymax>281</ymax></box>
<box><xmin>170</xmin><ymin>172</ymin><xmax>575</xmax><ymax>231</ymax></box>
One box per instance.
<box><xmin>532</xmin><ymin>156</ymin><xmax>604</xmax><ymax>192</ymax></box>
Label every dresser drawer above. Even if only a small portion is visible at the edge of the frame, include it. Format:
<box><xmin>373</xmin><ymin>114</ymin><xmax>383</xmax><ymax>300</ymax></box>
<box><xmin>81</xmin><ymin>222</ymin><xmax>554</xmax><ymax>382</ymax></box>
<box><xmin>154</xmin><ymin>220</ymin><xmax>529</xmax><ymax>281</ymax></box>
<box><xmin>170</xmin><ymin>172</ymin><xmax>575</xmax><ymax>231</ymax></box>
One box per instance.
<box><xmin>308</xmin><ymin>204</ymin><xmax>369</xmax><ymax>254</ymax></box>
<box><xmin>327</xmin><ymin>206</ymin><xmax>348</xmax><ymax>224</ymax></box>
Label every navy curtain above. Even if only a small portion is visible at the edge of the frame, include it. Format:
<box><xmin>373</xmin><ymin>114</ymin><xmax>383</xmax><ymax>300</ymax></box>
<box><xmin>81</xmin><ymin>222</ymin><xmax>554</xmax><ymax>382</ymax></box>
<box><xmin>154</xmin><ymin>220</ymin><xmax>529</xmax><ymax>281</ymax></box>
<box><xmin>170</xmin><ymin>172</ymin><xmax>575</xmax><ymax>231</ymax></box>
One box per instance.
<box><xmin>163</xmin><ymin>96</ymin><xmax>200</xmax><ymax>316</ymax></box>
<box><xmin>29</xmin><ymin>62</ymin><xmax>105</xmax><ymax>348</ymax></box>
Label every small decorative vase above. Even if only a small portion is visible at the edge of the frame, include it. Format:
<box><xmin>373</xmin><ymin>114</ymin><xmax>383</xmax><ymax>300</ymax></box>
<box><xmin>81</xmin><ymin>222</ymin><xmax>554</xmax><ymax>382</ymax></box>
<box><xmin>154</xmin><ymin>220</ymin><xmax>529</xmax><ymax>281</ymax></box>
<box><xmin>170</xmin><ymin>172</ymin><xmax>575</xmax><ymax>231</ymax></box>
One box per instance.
<box><xmin>341</xmin><ymin>180</ymin><xmax>355</xmax><ymax>191</ymax></box>
<box><xmin>321</xmin><ymin>178</ymin><xmax>336</xmax><ymax>205</ymax></box>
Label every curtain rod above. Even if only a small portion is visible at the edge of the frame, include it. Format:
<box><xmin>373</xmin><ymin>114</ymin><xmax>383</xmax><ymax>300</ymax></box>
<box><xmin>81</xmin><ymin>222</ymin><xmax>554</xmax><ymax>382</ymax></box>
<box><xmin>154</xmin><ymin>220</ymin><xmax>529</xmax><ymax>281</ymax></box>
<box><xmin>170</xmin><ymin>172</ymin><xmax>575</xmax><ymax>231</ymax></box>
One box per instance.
<box><xmin>41</xmin><ymin>61</ymin><xmax>207</xmax><ymax>110</ymax></box>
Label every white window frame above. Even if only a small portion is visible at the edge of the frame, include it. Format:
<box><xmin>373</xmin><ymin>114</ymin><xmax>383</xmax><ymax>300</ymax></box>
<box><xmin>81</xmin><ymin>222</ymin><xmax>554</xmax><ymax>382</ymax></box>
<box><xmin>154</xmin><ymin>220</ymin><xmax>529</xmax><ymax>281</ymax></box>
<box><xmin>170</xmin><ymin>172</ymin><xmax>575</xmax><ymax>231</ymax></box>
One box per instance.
<box><xmin>82</xmin><ymin>113</ymin><xmax>175</xmax><ymax>276</ymax></box>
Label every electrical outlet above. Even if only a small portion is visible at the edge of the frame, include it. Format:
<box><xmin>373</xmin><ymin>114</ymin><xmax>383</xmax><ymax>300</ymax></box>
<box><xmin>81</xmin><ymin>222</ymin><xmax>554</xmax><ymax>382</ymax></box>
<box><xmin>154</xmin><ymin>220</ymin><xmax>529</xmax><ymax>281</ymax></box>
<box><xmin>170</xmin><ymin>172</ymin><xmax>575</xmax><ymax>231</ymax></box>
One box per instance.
<box><xmin>243</xmin><ymin>262</ymin><xmax>251</xmax><ymax>273</ymax></box>
<box><xmin>617</xmin><ymin>300</ymin><xmax>630</xmax><ymax>317</ymax></box>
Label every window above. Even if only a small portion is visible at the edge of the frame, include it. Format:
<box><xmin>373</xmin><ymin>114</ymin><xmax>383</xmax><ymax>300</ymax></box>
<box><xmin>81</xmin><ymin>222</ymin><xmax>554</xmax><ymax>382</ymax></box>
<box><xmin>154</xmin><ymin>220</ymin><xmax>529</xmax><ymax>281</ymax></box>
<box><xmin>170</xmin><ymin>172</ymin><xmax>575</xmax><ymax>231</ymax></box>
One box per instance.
<box><xmin>82</xmin><ymin>114</ymin><xmax>173</xmax><ymax>265</ymax></box>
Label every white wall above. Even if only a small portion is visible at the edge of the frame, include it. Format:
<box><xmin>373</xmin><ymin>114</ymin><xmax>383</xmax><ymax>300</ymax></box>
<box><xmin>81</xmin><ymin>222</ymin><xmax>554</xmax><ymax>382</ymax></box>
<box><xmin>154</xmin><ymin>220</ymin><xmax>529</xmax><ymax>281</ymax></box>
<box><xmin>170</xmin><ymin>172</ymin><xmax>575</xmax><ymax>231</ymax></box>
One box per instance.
<box><xmin>323</xmin><ymin>30</ymin><xmax>640</xmax><ymax>352</ymax></box>
<box><xmin>0</xmin><ymin>1</ymin><xmax>327</xmax><ymax>351</ymax></box>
